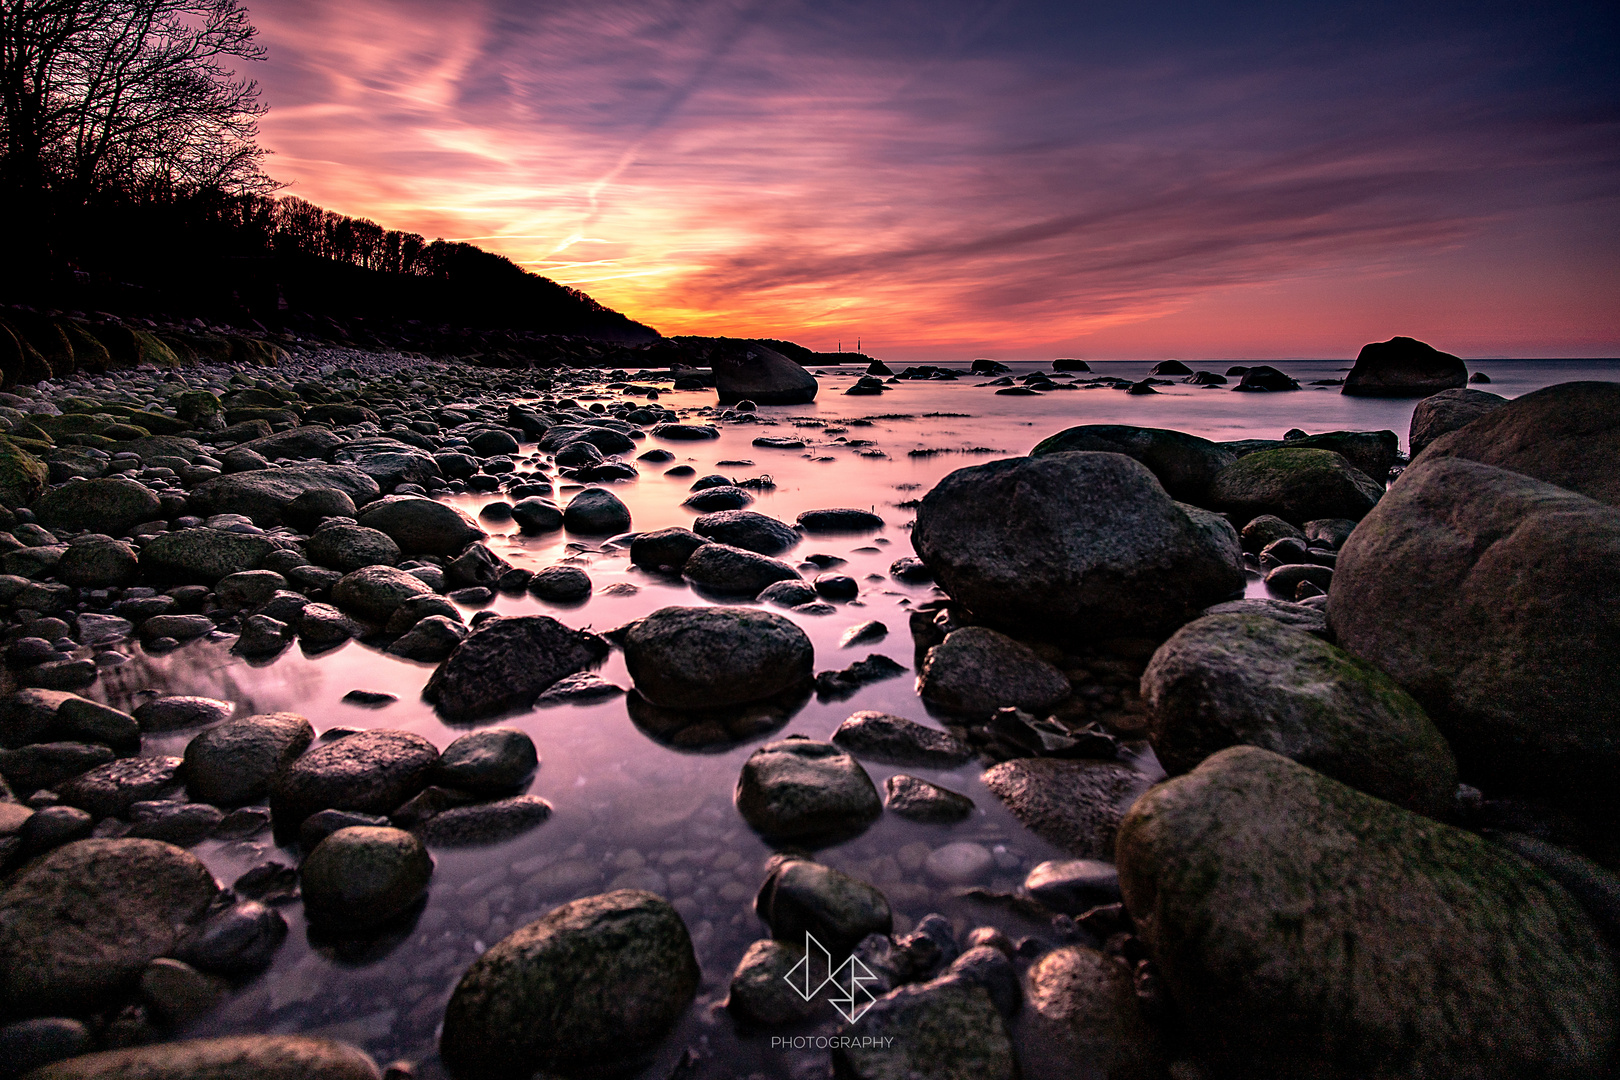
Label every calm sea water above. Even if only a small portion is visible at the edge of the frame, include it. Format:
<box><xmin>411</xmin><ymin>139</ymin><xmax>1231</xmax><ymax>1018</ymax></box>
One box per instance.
<box><xmin>94</xmin><ymin>357</ymin><xmax>1620</xmax><ymax>1077</ymax></box>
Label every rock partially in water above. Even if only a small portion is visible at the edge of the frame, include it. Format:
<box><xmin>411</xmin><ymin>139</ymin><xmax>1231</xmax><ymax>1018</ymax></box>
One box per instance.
<box><xmin>833</xmin><ymin>711</ymin><xmax>973</xmax><ymax>767</ymax></box>
<box><xmin>912</xmin><ymin>453</ymin><xmax>1245</xmax><ymax>637</ymax></box>
<box><xmin>355</xmin><ymin>496</ymin><xmax>485</xmax><ymax>555</ymax></box>
<box><xmin>755</xmin><ymin>857</ymin><xmax>892</xmax><ymax>957</ymax></box>
<box><xmin>623</xmin><ymin>605</ymin><xmax>813</xmax><ymax>709</ymax></box>
<box><xmin>919</xmin><ymin>627</ymin><xmax>1070</xmax><ymax>715</ymax></box>
<box><xmin>270</xmin><ymin>729</ymin><xmax>440</xmax><ymax>828</ymax></box>
<box><xmin>171</xmin><ymin>899</ymin><xmax>289</xmax><ymax>976</ymax></box>
<box><xmin>629</xmin><ymin>527</ymin><xmax>707</xmax><ymax>572</ymax></box>
<box><xmin>1031</xmin><ymin>424</ymin><xmax>1236</xmax><ymax>504</ymax></box>
<box><xmin>981</xmin><ymin>758</ymin><xmax>1150</xmax><ymax>858</ymax></box>
<box><xmin>22</xmin><ymin>1035</ymin><xmax>382</xmax><ymax>1080</ymax></box>
<box><xmin>385</xmin><ymin>614</ymin><xmax>466</xmax><ymax>661</ymax></box>
<box><xmin>735</xmin><ymin>738</ymin><xmax>883</xmax><ymax>840</ymax></box>
<box><xmin>127</xmin><ymin>801</ymin><xmax>224</xmax><ymax>846</ymax></box>
<box><xmin>562</xmin><ymin>488</ymin><xmax>631</xmax><ymax>533</ymax></box>
<box><xmin>330</xmin><ymin>565</ymin><xmax>433</xmax><ymax>623</ymax></box>
<box><xmin>1023</xmin><ymin>946</ymin><xmax>1167</xmax><ymax>1080</ymax></box>
<box><xmin>756</xmin><ymin>578</ymin><xmax>818</xmax><ymax>607</ymax></box>
<box><xmin>832</xmin><ymin>977</ymin><xmax>1015</xmax><ymax>1080</ymax></box>
<box><xmin>1117</xmin><ymin>746</ymin><xmax>1616</xmax><ymax>1078</ymax></box>
<box><xmin>0</xmin><ymin>742</ymin><xmax>115</xmax><ymax>793</ymax></box>
<box><xmin>527</xmin><ymin>564</ymin><xmax>591</xmax><ymax>601</ymax></box>
<box><xmin>300</xmin><ymin>825</ymin><xmax>433</xmax><ymax>931</ymax></box>
<box><xmin>713</xmin><ymin>343</ymin><xmax>819</xmax><ymax>405</ymax></box>
<box><xmin>439</xmin><ymin>889</ymin><xmax>699</xmax><ymax>1079</ymax></box>
<box><xmin>1211</xmin><ymin>448</ymin><xmax>1384</xmax><ymax>525</ymax></box>
<box><xmin>306</xmin><ymin>522</ymin><xmax>401</xmax><ymax>573</ymax></box>
<box><xmin>55</xmin><ymin>755</ymin><xmax>183</xmax><ymax>818</ymax></box>
<box><xmin>435</xmin><ymin>728</ymin><xmax>539</xmax><ymax>794</ymax></box>
<box><xmin>681</xmin><ymin>484</ymin><xmax>754</xmax><ymax>512</ymax></box>
<box><xmin>0</xmin><ymin>838</ymin><xmax>217</xmax><ymax>1015</ymax></box>
<box><xmin>535</xmin><ymin>671</ymin><xmax>625</xmax><ymax>705</ymax></box>
<box><xmin>692</xmin><ymin>509</ymin><xmax>799</xmax><ymax>555</ymax></box>
<box><xmin>509</xmin><ymin>496</ymin><xmax>563</xmax><ymax>534</ymax></box>
<box><xmin>726</xmin><ymin>939</ymin><xmax>821</xmax><ymax>1025</ymax></box>
<box><xmin>1143</xmin><ymin>613</ymin><xmax>1457</xmax><ymax>817</ymax></box>
<box><xmin>423</xmin><ymin>614</ymin><xmax>610</xmax><ymax>722</ymax></box>
<box><xmin>945</xmin><ymin>945</ymin><xmax>1021</xmax><ymax>1017</ymax></box>
<box><xmin>885</xmin><ymin>774</ymin><xmax>975</xmax><ymax>823</ymax></box>
<box><xmin>134</xmin><ymin>694</ymin><xmax>233</xmax><ymax>732</ymax></box>
<box><xmin>1330</xmin><ymin>454</ymin><xmax>1620</xmax><ymax>797</ymax></box>
<box><xmin>797</xmin><ymin>507</ymin><xmax>884</xmax><ymax>532</ymax></box>
<box><xmin>814</xmin><ymin>653</ymin><xmax>908</xmax><ymax>701</ymax></box>
<box><xmin>1341</xmin><ymin>335</ymin><xmax>1468</xmax><ymax>398</ymax></box>
<box><xmin>417</xmin><ymin>795</ymin><xmax>553</xmax><ymax>846</ymax></box>
<box><xmin>1022</xmin><ymin>859</ymin><xmax>1121</xmax><ymax>914</ymax></box>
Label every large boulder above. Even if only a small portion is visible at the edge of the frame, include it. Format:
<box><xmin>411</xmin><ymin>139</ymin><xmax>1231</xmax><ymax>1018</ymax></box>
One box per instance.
<box><xmin>735</xmin><ymin>738</ymin><xmax>883</xmax><ymax>840</ymax></box>
<box><xmin>33</xmin><ymin>478</ymin><xmax>162</xmax><ymax>537</ymax></box>
<box><xmin>562</xmin><ymin>488</ymin><xmax>630</xmax><ymax>533</ymax></box>
<box><xmin>332</xmin><ymin>440</ymin><xmax>441</xmax><ymax>491</ymax></box>
<box><xmin>1342</xmin><ymin>336</ymin><xmax>1468</xmax><ymax>397</ymax></box>
<box><xmin>1408</xmin><ymin>387</ymin><xmax>1507</xmax><ymax>457</ymax></box>
<box><xmin>188</xmin><ymin>464</ymin><xmax>380</xmax><ymax>525</ymax></box>
<box><xmin>423</xmin><ymin>615</ymin><xmax>610</xmax><ymax>722</ymax></box>
<box><xmin>623</xmin><ymin>605</ymin><xmax>813</xmax><ymax>709</ymax></box>
<box><xmin>713</xmin><ymin>343</ymin><xmax>818</xmax><ymax>405</ymax></box>
<box><xmin>356</xmin><ymin>496</ymin><xmax>484</xmax><ymax>555</ymax></box>
<box><xmin>306</xmin><ymin>522</ymin><xmax>400</xmax><ymax>572</ymax></box>
<box><xmin>0</xmin><ymin>437</ymin><xmax>47</xmax><ymax>508</ymax></box>
<box><xmin>439</xmin><ymin>890</ymin><xmax>699</xmax><ymax>1079</ymax></box>
<box><xmin>1414</xmin><ymin>381</ymin><xmax>1620</xmax><ymax>507</ymax></box>
<box><xmin>1329</xmin><ymin>455</ymin><xmax>1620</xmax><ymax>796</ymax></box>
<box><xmin>0</xmin><ymin>839</ymin><xmax>217</xmax><ymax>1015</ymax></box>
<box><xmin>1210</xmin><ymin>448</ymin><xmax>1383</xmax><ymax>524</ymax></box>
<box><xmin>1030</xmin><ymin>424</ymin><xmax>1236</xmax><ymax>503</ymax></box>
<box><xmin>269</xmin><ymin>729</ymin><xmax>440</xmax><ymax>827</ymax></box>
<box><xmin>1116</xmin><ymin>746</ymin><xmax>1616</xmax><ymax>1079</ymax></box>
<box><xmin>912</xmin><ymin>453</ymin><xmax>1245</xmax><ymax>636</ymax></box>
<box><xmin>918</xmin><ymin>626</ymin><xmax>1070</xmax><ymax>715</ymax></box>
<box><xmin>1141</xmin><ymin>613</ymin><xmax>1456</xmax><ymax>817</ymax></box>
<box><xmin>692</xmin><ymin>510</ymin><xmax>799</xmax><ymax>555</ymax></box>
<box><xmin>138</xmin><ymin>527</ymin><xmax>278</xmax><ymax>583</ymax></box>
<box><xmin>23</xmin><ymin>1036</ymin><xmax>381</xmax><ymax>1080</ymax></box>
<box><xmin>755</xmin><ymin>857</ymin><xmax>892</xmax><ymax>957</ymax></box>
<box><xmin>831</xmin><ymin>978</ymin><xmax>1016</xmax><ymax>1080</ymax></box>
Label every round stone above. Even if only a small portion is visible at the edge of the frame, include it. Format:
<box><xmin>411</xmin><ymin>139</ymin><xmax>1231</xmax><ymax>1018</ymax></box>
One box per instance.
<box><xmin>300</xmin><ymin>826</ymin><xmax>433</xmax><ymax>930</ymax></box>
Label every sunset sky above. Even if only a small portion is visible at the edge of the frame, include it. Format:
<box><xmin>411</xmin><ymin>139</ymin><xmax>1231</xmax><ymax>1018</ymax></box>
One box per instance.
<box><xmin>248</xmin><ymin>0</ymin><xmax>1618</xmax><ymax>360</ymax></box>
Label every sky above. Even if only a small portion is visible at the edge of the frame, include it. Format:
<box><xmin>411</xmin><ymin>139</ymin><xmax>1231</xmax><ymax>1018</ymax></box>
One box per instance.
<box><xmin>246</xmin><ymin>0</ymin><xmax>1620</xmax><ymax>360</ymax></box>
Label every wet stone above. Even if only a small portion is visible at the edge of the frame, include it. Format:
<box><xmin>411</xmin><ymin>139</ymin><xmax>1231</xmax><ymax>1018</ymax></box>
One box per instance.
<box><xmin>735</xmin><ymin>738</ymin><xmax>883</xmax><ymax>840</ymax></box>
<box><xmin>133</xmin><ymin>695</ymin><xmax>233</xmax><ymax>733</ymax></box>
<box><xmin>416</xmin><ymin>795</ymin><xmax>554</xmax><ymax>846</ymax></box>
<box><xmin>885</xmin><ymin>775</ymin><xmax>976</xmax><ymax>823</ymax></box>
<box><xmin>55</xmin><ymin>755</ymin><xmax>184</xmax><ymax>818</ymax></box>
<box><xmin>300</xmin><ymin>825</ymin><xmax>434</xmax><ymax>931</ymax></box>
<box><xmin>756</xmin><ymin>857</ymin><xmax>893</xmax><ymax>958</ymax></box>
<box><xmin>1023</xmin><ymin>859</ymin><xmax>1122</xmax><ymax>914</ymax></box>
<box><xmin>270</xmin><ymin>729</ymin><xmax>441</xmax><ymax>829</ymax></box>
<box><xmin>435</xmin><ymin>728</ymin><xmax>539</xmax><ymax>794</ymax></box>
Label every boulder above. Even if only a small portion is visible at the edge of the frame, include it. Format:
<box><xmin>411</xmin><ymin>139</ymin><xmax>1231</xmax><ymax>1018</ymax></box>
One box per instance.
<box><xmin>1024</xmin><ymin>946</ymin><xmax>1167</xmax><ymax>1080</ymax></box>
<box><xmin>832</xmin><ymin>978</ymin><xmax>1015</xmax><ymax>1080</ymax></box>
<box><xmin>300</xmin><ymin>826</ymin><xmax>433</xmax><ymax>930</ymax></box>
<box><xmin>1408</xmin><ymin>387</ymin><xmax>1507</xmax><ymax>457</ymax></box>
<box><xmin>527</xmin><ymin>565</ymin><xmax>591</xmax><ymax>602</ymax></box>
<box><xmin>1232</xmin><ymin>364</ymin><xmax>1299</xmax><ymax>391</ymax></box>
<box><xmin>1142</xmin><ymin>613</ymin><xmax>1456</xmax><ymax>816</ymax></box>
<box><xmin>269</xmin><ymin>729</ymin><xmax>440</xmax><ymax>827</ymax></box>
<box><xmin>727</xmin><ymin>939</ymin><xmax>820</xmax><ymax>1025</ymax></box>
<box><xmin>1116</xmin><ymin>746</ymin><xmax>1616</xmax><ymax>1079</ymax></box>
<box><xmin>306</xmin><ymin>523</ymin><xmax>401</xmax><ymax>572</ymax></box>
<box><xmin>755</xmin><ymin>857</ymin><xmax>892</xmax><ymax>957</ymax></box>
<box><xmin>34</xmin><ymin>478</ymin><xmax>161</xmax><ymax>537</ymax></box>
<box><xmin>629</xmin><ymin>527</ymin><xmax>707</xmax><ymax>571</ymax></box>
<box><xmin>435</xmin><ymin>728</ymin><xmax>538</xmax><ymax>794</ymax></box>
<box><xmin>918</xmin><ymin>626</ymin><xmax>1070</xmax><ymax>715</ymax></box>
<box><xmin>330</xmin><ymin>565</ymin><xmax>433</xmax><ymax>622</ymax></box>
<box><xmin>1200</xmin><ymin>597</ymin><xmax>1327</xmax><ymax>637</ymax></box>
<box><xmin>1415</xmin><ymin>380</ymin><xmax>1620</xmax><ymax>506</ymax></box>
<box><xmin>0</xmin><ymin>438</ymin><xmax>46</xmax><ymax>508</ymax></box>
<box><xmin>885</xmin><ymin>774</ymin><xmax>975</xmax><ymax>822</ymax></box>
<box><xmin>735</xmin><ymin>738</ymin><xmax>883</xmax><ymax>840</ymax></box>
<box><xmin>332</xmin><ymin>440</ymin><xmax>441</xmax><ymax>490</ymax></box>
<box><xmin>22</xmin><ymin>1036</ymin><xmax>381</xmax><ymax>1080</ymax></box>
<box><xmin>1023</xmin><ymin>860</ymin><xmax>1121</xmax><ymax>913</ymax></box>
<box><xmin>682</xmin><ymin>541</ymin><xmax>801</xmax><ymax>595</ymax></box>
<box><xmin>623</xmin><ymin>605</ymin><xmax>813</xmax><ymax>709</ymax></box>
<box><xmin>356</xmin><ymin>496</ymin><xmax>485</xmax><ymax>555</ymax></box>
<box><xmin>981</xmin><ymin>758</ymin><xmax>1150</xmax><ymax>858</ymax></box>
<box><xmin>183</xmin><ymin>712</ymin><xmax>315</xmax><ymax>807</ymax></box>
<box><xmin>1030</xmin><ymin>424</ymin><xmax>1237</xmax><ymax>503</ymax></box>
<box><xmin>54</xmin><ymin>756</ymin><xmax>183</xmax><ymax>818</ymax></box>
<box><xmin>0</xmin><ymin>838</ymin><xmax>217</xmax><ymax>1015</ymax></box>
<box><xmin>1342</xmin><ymin>336</ymin><xmax>1468</xmax><ymax>397</ymax></box>
<box><xmin>439</xmin><ymin>890</ymin><xmax>699</xmax><ymax>1078</ymax></box>
<box><xmin>509</xmin><ymin>497</ymin><xmax>563</xmax><ymax>534</ymax></box>
<box><xmin>1329</xmin><ymin>455</ymin><xmax>1620</xmax><ymax>796</ymax></box>
<box><xmin>423</xmin><ymin>615</ymin><xmax>610</xmax><ymax>722</ymax></box>
<box><xmin>831</xmin><ymin>711</ymin><xmax>974</xmax><ymax>767</ymax></box>
<box><xmin>386</xmin><ymin>615</ymin><xmax>466</xmax><ymax>661</ymax></box>
<box><xmin>912</xmin><ymin>453</ymin><xmax>1244</xmax><ymax>636</ymax></box>
<box><xmin>188</xmin><ymin>464</ymin><xmax>379</xmax><ymax>525</ymax></box>
<box><xmin>713</xmin><ymin>344</ymin><xmax>819</xmax><ymax>405</ymax></box>
<box><xmin>563</xmin><ymin>487</ymin><xmax>630</xmax><ymax>533</ymax></box>
<box><xmin>796</xmin><ymin>508</ymin><xmax>884</xmax><ymax>533</ymax></box>
<box><xmin>692</xmin><ymin>510</ymin><xmax>799</xmax><ymax>555</ymax></box>
<box><xmin>416</xmin><ymin>795</ymin><xmax>553</xmax><ymax>846</ymax></box>
<box><xmin>139</xmin><ymin>527</ymin><xmax>278</xmax><ymax>583</ymax></box>
<box><xmin>132</xmin><ymin>695</ymin><xmax>232</xmax><ymax>732</ymax></box>
<box><xmin>232</xmin><ymin>426</ymin><xmax>345</xmax><ymax>461</ymax></box>
<box><xmin>1210</xmin><ymin>448</ymin><xmax>1383</xmax><ymax>524</ymax></box>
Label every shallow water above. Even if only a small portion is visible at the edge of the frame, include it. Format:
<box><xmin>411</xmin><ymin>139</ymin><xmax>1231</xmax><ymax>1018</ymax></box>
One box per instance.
<box><xmin>82</xmin><ymin>357</ymin><xmax>1620</xmax><ymax>1076</ymax></box>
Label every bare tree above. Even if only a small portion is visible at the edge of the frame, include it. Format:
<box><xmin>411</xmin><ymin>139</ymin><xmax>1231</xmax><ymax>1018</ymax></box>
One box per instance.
<box><xmin>0</xmin><ymin>0</ymin><xmax>269</xmax><ymax>205</ymax></box>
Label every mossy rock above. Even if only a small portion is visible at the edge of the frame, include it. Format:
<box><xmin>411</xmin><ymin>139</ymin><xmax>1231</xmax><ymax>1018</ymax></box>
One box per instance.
<box><xmin>130</xmin><ymin>329</ymin><xmax>180</xmax><ymax>367</ymax></box>
<box><xmin>175</xmin><ymin>391</ymin><xmax>223</xmax><ymax>423</ymax></box>
<box><xmin>1210</xmin><ymin>447</ymin><xmax>1383</xmax><ymax>524</ymax></box>
<box><xmin>122</xmin><ymin>409</ymin><xmax>190</xmax><ymax>436</ymax></box>
<box><xmin>7</xmin><ymin>436</ymin><xmax>52</xmax><ymax>455</ymax></box>
<box><xmin>2</xmin><ymin>312</ymin><xmax>73</xmax><ymax>377</ymax></box>
<box><xmin>31</xmin><ymin>414</ymin><xmax>117</xmax><ymax>440</ymax></box>
<box><xmin>0</xmin><ymin>437</ymin><xmax>47</xmax><ymax>508</ymax></box>
<box><xmin>0</xmin><ymin>316</ymin><xmax>53</xmax><ymax>382</ymax></box>
<box><xmin>61</xmin><ymin>321</ymin><xmax>111</xmax><ymax>373</ymax></box>
<box><xmin>0</xmin><ymin>321</ymin><xmax>27</xmax><ymax>388</ymax></box>
<box><xmin>83</xmin><ymin>323</ymin><xmax>139</xmax><ymax>368</ymax></box>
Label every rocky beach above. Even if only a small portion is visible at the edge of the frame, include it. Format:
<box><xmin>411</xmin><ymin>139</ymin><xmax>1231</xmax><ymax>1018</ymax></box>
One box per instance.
<box><xmin>0</xmin><ymin>323</ymin><xmax>1615</xmax><ymax>1080</ymax></box>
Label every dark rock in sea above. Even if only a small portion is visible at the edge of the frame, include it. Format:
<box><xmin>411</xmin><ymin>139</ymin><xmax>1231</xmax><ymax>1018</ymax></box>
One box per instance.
<box><xmin>919</xmin><ymin>627</ymin><xmax>1069</xmax><ymax>715</ymax></box>
<box><xmin>629</xmin><ymin>527</ymin><xmax>708</xmax><ymax>572</ymax></box>
<box><xmin>1030</xmin><ymin>424</ymin><xmax>1237</xmax><ymax>504</ymax></box>
<box><xmin>341</xmin><ymin>690</ymin><xmax>396</xmax><ymax>708</ymax></box>
<box><xmin>0</xmin><ymin>1016</ymin><xmax>92</xmax><ymax>1076</ymax></box>
<box><xmin>832</xmin><ymin>977</ymin><xmax>1015</xmax><ymax>1080</ymax></box>
<box><xmin>55</xmin><ymin>755</ymin><xmax>183</xmax><ymax>818</ymax></box>
<box><xmin>1117</xmin><ymin>746</ymin><xmax>1615</xmax><ymax>1078</ymax></box>
<box><xmin>681</xmin><ymin>484</ymin><xmax>753</xmax><ymax>511</ymax></box>
<box><xmin>356</xmin><ymin>496</ymin><xmax>485</xmax><ymax>555</ymax></box>
<box><xmin>1184</xmin><ymin>370</ymin><xmax>1227</xmax><ymax>385</ymax></box>
<box><xmin>1264</xmin><ymin>562</ymin><xmax>1333</xmax><ymax>598</ymax></box>
<box><xmin>1231</xmin><ymin>364</ymin><xmax>1299</xmax><ymax>391</ymax></box>
<box><xmin>652</xmin><ymin>423</ymin><xmax>719</xmax><ymax>440</ymax></box>
<box><xmin>1125</xmin><ymin>379</ymin><xmax>1158</xmax><ymax>395</ymax></box>
<box><xmin>839</xmin><ymin>619</ymin><xmax>888</xmax><ymax>647</ymax></box>
<box><xmin>330</xmin><ymin>565</ymin><xmax>433</xmax><ymax>622</ymax></box>
<box><xmin>1238</xmin><ymin>513</ymin><xmax>1305</xmax><ymax>553</ymax></box>
<box><xmin>1143</xmin><ymin>613</ymin><xmax>1456</xmax><ymax>816</ymax></box>
<box><xmin>299</xmin><ymin>809</ymin><xmax>390</xmax><ymax>851</ymax></box>
<box><xmin>1342</xmin><ymin>335</ymin><xmax>1468</xmax><ymax>397</ymax></box>
<box><xmin>832</xmin><ymin>710</ymin><xmax>973</xmax><ymax>766</ymax></box>
<box><xmin>753</xmin><ymin>435</ymin><xmax>806</xmax><ymax>449</ymax></box>
<box><xmin>624</xmin><ymin>605</ymin><xmax>813</xmax><ymax>709</ymax></box>
<box><xmin>1211</xmin><ymin>448</ymin><xmax>1383</xmax><ymax>524</ymax></box>
<box><xmin>757</xmin><ymin>579</ymin><xmax>819</xmax><ymax>607</ymax></box>
<box><xmin>306</xmin><ymin>522</ymin><xmax>401</xmax><ymax>573</ymax></box>
<box><xmin>683</xmin><ymin>541</ymin><xmax>800</xmax><ymax>595</ymax></box>
<box><xmin>435</xmin><ymin>728</ymin><xmax>538</xmax><ymax>794</ymax></box>
<box><xmin>300</xmin><ymin>825</ymin><xmax>433</xmax><ymax>931</ymax></box>
<box><xmin>814</xmin><ymin>653</ymin><xmax>908</xmax><ymax>701</ymax></box>
<box><xmin>563</xmin><ymin>487</ymin><xmax>631</xmax><ymax>533</ymax></box>
<box><xmin>885</xmin><ymin>774</ymin><xmax>975</xmax><ymax>822</ymax></box>
<box><xmin>1053</xmin><ymin>358</ymin><xmax>1091</xmax><ymax>371</ymax></box>
<box><xmin>509</xmin><ymin>496</ymin><xmax>563</xmax><ymax>533</ymax></box>
<box><xmin>527</xmin><ymin>564</ymin><xmax>592</xmax><ymax>602</ymax></box>
<box><xmin>888</xmin><ymin>556</ymin><xmax>933</xmax><ymax>583</ymax></box>
<box><xmin>726</xmin><ymin>939</ymin><xmax>821</xmax><ymax>1025</ymax></box>
<box><xmin>424</xmin><ymin>615</ymin><xmax>610</xmax><ymax>722</ymax></box>
<box><xmin>1408</xmin><ymin>387</ymin><xmax>1507</xmax><ymax>458</ymax></box>
<box><xmin>693</xmin><ymin>509</ymin><xmax>799</xmax><ymax>555</ymax></box>
<box><xmin>981</xmin><ymin>757</ymin><xmax>1150</xmax><ymax>858</ymax></box>
<box><xmin>1201</xmin><ymin>597</ymin><xmax>1328</xmax><ymax>637</ymax></box>
<box><xmin>439</xmin><ymin>890</ymin><xmax>699</xmax><ymax>1078</ymax></box>
<box><xmin>20</xmin><ymin>1035</ymin><xmax>381</xmax><ymax>1080</ymax></box>
<box><xmin>914</xmin><ymin>453</ymin><xmax>1245</xmax><ymax>637</ymax></box>
<box><xmin>417</xmin><ymin>795</ymin><xmax>553</xmax><ymax>845</ymax></box>
<box><xmin>0</xmin><ymin>838</ymin><xmax>217</xmax><ymax>1015</ymax></box>
<box><xmin>813</xmin><ymin>572</ymin><xmax>859</xmax><ymax>600</ymax></box>
<box><xmin>1022</xmin><ymin>859</ymin><xmax>1120</xmax><ymax>913</ymax></box>
<box><xmin>1023</xmin><ymin>945</ymin><xmax>1168</xmax><ymax>1076</ymax></box>
<box><xmin>756</xmin><ymin>857</ymin><xmax>892</xmax><ymax>957</ymax></box>
<box><xmin>796</xmin><ymin>507</ymin><xmax>884</xmax><ymax>533</ymax></box>
<box><xmin>736</xmin><ymin>738</ymin><xmax>883</xmax><ymax>840</ymax></box>
<box><xmin>0</xmin><ymin>742</ymin><xmax>116</xmax><ymax>793</ymax></box>
<box><xmin>1331</xmin><ymin>453</ymin><xmax>1620</xmax><ymax>798</ymax></box>
<box><xmin>712</xmin><ymin>344</ymin><xmax>819</xmax><ymax>405</ymax></box>
<box><xmin>1148</xmin><ymin>360</ymin><xmax>1192</xmax><ymax>376</ymax></box>
<box><xmin>535</xmin><ymin>671</ymin><xmax>625</xmax><ymax>705</ymax></box>
<box><xmin>270</xmin><ymin>729</ymin><xmax>440</xmax><ymax>828</ymax></box>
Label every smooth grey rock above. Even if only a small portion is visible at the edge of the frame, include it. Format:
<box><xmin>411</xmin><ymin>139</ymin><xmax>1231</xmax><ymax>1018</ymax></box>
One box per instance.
<box><xmin>21</xmin><ymin>1035</ymin><xmax>382</xmax><ymax>1080</ymax></box>
<box><xmin>436</xmin><ymin>728</ymin><xmax>538</xmax><ymax>794</ymax></box>
<box><xmin>385</xmin><ymin>614</ymin><xmax>467</xmax><ymax>661</ymax></box>
<box><xmin>417</xmin><ymin>795</ymin><xmax>553</xmax><ymax>846</ymax></box>
<box><xmin>55</xmin><ymin>755</ymin><xmax>183</xmax><ymax>818</ymax></box>
<box><xmin>300</xmin><ymin>825</ymin><xmax>432</xmax><ymax>930</ymax></box>
<box><xmin>628</xmin><ymin>527</ymin><xmax>706</xmax><ymax>571</ymax></box>
<box><xmin>712</xmin><ymin>344</ymin><xmax>818</xmax><ymax>405</ymax></box>
<box><xmin>34</xmin><ymin>478</ymin><xmax>162</xmax><ymax>537</ymax></box>
<box><xmin>330</xmin><ymin>564</ymin><xmax>433</xmax><ymax>622</ymax></box>
<box><xmin>981</xmin><ymin>758</ymin><xmax>1150</xmax><ymax>859</ymax></box>
<box><xmin>693</xmin><ymin>510</ymin><xmax>799</xmax><ymax>555</ymax></box>
<box><xmin>189</xmin><ymin>463</ymin><xmax>380</xmax><ymax>525</ymax></box>
<box><xmin>623</xmin><ymin>605</ymin><xmax>813</xmax><ymax>709</ymax></box>
<box><xmin>1023</xmin><ymin>859</ymin><xmax>1121</xmax><ymax>913</ymax></box>
<box><xmin>797</xmin><ymin>508</ymin><xmax>884</xmax><ymax>533</ymax></box>
<box><xmin>356</xmin><ymin>496</ymin><xmax>485</xmax><ymax>555</ymax></box>
<box><xmin>133</xmin><ymin>695</ymin><xmax>232</xmax><ymax>732</ymax></box>
<box><xmin>885</xmin><ymin>774</ymin><xmax>975</xmax><ymax>823</ymax></box>
<box><xmin>726</xmin><ymin>939</ymin><xmax>820</xmax><ymax>1025</ymax></box>
<box><xmin>1031</xmin><ymin>424</ymin><xmax>1236</xmax><ymax>503</ymax></box>
<box><xmin>527</xmin><ymin>564</ymin><xmax>591</xmax><ymax>601</ymax></box>
<box><xmin>562</xmin><ymin>488</ymin><xmax>630</xmax><ymax>533</ymax></box>
<box><xmin>306</xmin><ymin>522</ymin><xmax>401</xmax><ymax>573</ymax></box>
<box><xmin>139</xmin><ymin>527</ymin><xmax>277</xmax><ymax>583</ymax></box>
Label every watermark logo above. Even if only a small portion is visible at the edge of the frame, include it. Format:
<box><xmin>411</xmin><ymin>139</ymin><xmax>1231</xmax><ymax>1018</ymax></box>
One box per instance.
<box><xmin>783</xmin><ymin>931</ymin><xmax>881</xmax><ymax>1023</ymax></box>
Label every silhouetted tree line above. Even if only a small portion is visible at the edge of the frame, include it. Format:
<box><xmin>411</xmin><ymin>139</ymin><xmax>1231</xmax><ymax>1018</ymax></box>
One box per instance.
<box><xmin>0</xmin><ymin>0</ymin><xmax>655</xmax><ymax>342</ymax></box>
